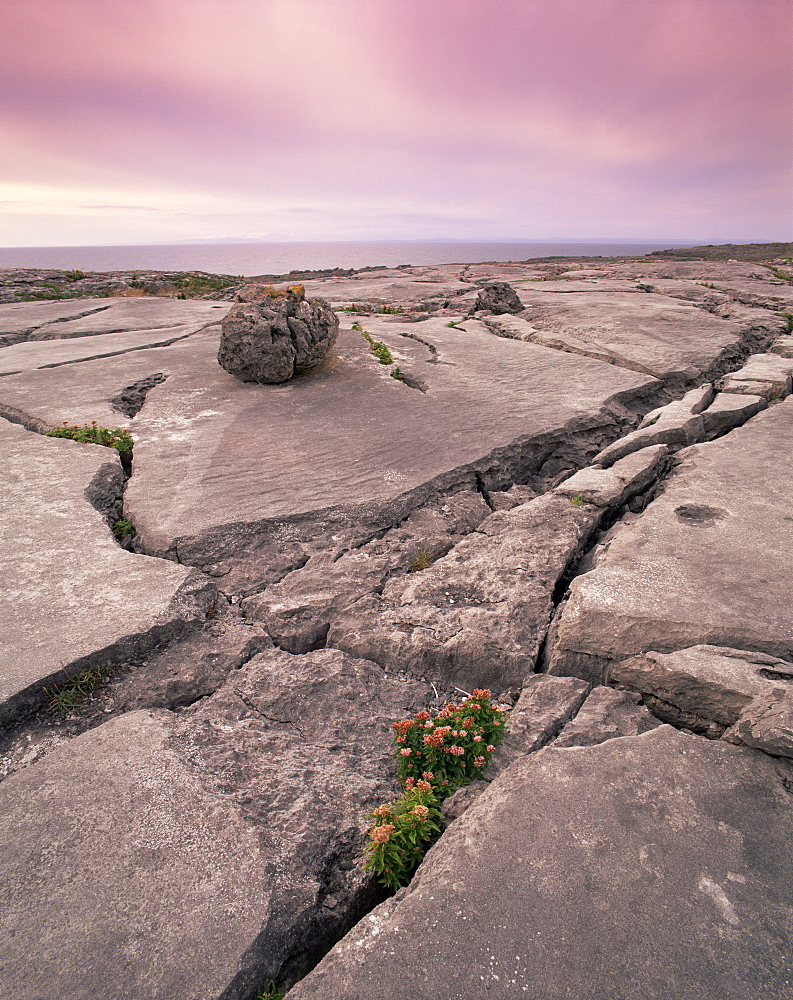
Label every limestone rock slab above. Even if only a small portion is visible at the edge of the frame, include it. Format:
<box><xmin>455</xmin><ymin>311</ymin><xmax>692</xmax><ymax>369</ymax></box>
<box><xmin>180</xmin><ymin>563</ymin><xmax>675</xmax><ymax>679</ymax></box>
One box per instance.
<box><xmin>593</xmin><ymin>384</ymin><xmax>713</xmax><ymax>466</ymax></box>
<box><xmin>241</xmin><ymin>489</ymin><xmax>491</xmax><ymax>653</ymax></box>
<box><xmin>0</xmin><ymin>419</ymin><xmax>215</xmax><ymax>725</ymax></box>
<box><xmin>328</xmin><ymin>493</ymin><xmax>603</xmax><ymax>693</ymax></box>
<box><xmin>553</xmin><ymin>685</ymin><xmax>662</xmax><ymax>747</ymax></box>
<box><xmin>727</xmin><ymin>690</ymin><xmax>793</xmax><ymax>758</ymax></box>
<box><xmin>516</xmin><ymin>288</ymin><xmax>749</xmax><ymax>390</ymax></box>
<box><xmin>701</xmin><ymin>392</ymin><xmax>766</xmax><ymax>436</ymax></box>
<box><xmin>554</xmin><ymin>443</ymin><xmax>669</xmax><ymax>505</ymax></box>
<box><xmin>289</xmin><ymin>727</ymin><xmax>793</xmax><ymax>1000</ymax></box>
<box><xmin>0</xmin><ymin>648</ymin><xmax>435</xmax><ymax>1000</ymax></box>
<box><xmin>720</xmin><ymin>352</ymin><xmax>793</xmax><ymax>399</ymax></box>
<box><xmin>546</xmin><ymin>399</ymin><xmax>793</xmax><ymax>683</ymax></box>
<box><xmin>612</xmin><ymin>645</ymin><xmax>793</xmax><ymax>729</ymax></box>
<box><xmin>121</xmin><ymin>318</ymin><xmax>658</xmax><ymax>593</ymax></box>
<box><xmin>770</xmin><ymin>334</ymin><xmax>793</xmax><ymax>358</ymax></box>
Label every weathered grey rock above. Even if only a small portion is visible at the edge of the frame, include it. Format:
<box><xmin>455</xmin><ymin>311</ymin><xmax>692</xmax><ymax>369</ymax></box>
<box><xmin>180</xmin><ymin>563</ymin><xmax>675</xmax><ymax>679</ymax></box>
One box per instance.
<box><xmin>328</xmin><ymin>494</ymin><xmax>603</xmax><ymax>693</ymax></box>
<box><xmin>770</xmin><ymin>334</ymin><xmax>793</xmax><ymax>358</ymax></box>
<box><xmin>107</xmin><ymin>610</ymin><xmax>273</xmax><ymax>711</ymax></box>
<box><xmin>612</xmin><ymin>645</ymin><xmax>793</xmax><ymax>732</ymax></box>
<box><xmin>122</xmin><ymin>317</ymin><xmax>658</xmax><ymax>594</ymax></box>
<box><xmin>217</xmin><ymin>285</ymin><xmax>339</xmax><ymax>383</ymax></box>
<box><xmin>701</xmin><ymin>391</ymin><xmax>766</xmax><ymax>436</ymax></box>
<box><xmin>0</xmin><ymin>647</ymin><xmax>434</xmax><ymax>999</ymax></box>
<box><xmin>553</xmin><ymin>685</ymin><xmax>662</xmax><ymax>747</ymax></box>
<box><xmin>0</xmin><ymin>419</ymin><xmax>216</xmax><ymax>726</ymax></box>
<box><xmin>486</xmin><ymin>674</ymin><xmax>590</xmax><ymax>781</ymax></box>
<box><xmin>720</xmin><ymin>353</ymin><xmax>793</xmax><ymax>399</ymax></box>
<box><xmin>488</xmin><ymin>483</ymin><xmax>540</xmax><ymax>510</ymax></box>
<box><xmin>473</xmin><ymin>281</ymin><xmax>523</xmax><ymax>314</ymax></box>
<box><xmin>726</xmin><ymin>690</ymin><xmax>793</xmax><ymax>758</ymax></box>
<box><xmin>289</xmin><ymin>727</ymin><xmax>793</xmax><ymax>1000</ymax></box>
<box><xmin>546</xmin><ymin>399</ymin><xmax>793</xmax><ymax>683</ymax></box>
<box><xmin>241</xmin><ymin>490</ymin><xmax>490</xmax><ymax>653</ymax></box>
<box><xmin>594</xmin><ymin>384</ymin><xmax>714</xmax><ymax>466</ymax></box>
<box><xmin>554</xmin><ymin>443</ymin><xmax>669</xmax><ymax>505</ymax></box>
<box><xmin>516</xmin><ymin>288</ymin><xmax>752</xmax><ymax>391</ymax></box>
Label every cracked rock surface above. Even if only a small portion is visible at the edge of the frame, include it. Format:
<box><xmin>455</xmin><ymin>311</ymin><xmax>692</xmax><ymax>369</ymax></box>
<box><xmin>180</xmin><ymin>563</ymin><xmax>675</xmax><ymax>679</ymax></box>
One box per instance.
<box><xmin>1</xmin><ymin>251</ymin><xmax>792</xmax><ymax>1000</ymax></box>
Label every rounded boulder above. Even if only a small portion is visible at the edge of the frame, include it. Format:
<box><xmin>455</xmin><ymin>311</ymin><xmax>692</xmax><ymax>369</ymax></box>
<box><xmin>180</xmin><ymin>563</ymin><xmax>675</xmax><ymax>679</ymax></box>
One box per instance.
<box><xmin>218</xmin><ymin>284</ymin><xmax>339</xmax><ymax>383</ymax></box>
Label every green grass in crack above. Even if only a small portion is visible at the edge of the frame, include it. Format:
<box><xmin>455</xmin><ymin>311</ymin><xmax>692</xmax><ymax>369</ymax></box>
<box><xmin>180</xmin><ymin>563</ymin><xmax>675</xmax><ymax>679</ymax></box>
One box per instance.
<box><xmin>361</xmin><ymin>330</ymin><xmax>394</xmax><ymax>365</ymax></box>
<box><xmin>45</xmin><ymin>665</ymin><xmax>111</xmax><ymax>713</ymax></box>
<box><xmin>47</xmin><ymin>421</ymin><xmax>133</xmax><ymax>455</ymax></box>
<box><xmin>112</xmin><ymin>518</ymin><xmax>135</xmax><ymax>539</ymax></box>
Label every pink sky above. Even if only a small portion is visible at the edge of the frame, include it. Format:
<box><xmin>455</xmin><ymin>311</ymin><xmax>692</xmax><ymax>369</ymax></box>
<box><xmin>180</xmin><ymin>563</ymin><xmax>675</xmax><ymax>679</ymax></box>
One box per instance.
<box><xmin>1</xmin><ymin>0</ymin><xmax>791</xmax><ymax>246</ymax></box>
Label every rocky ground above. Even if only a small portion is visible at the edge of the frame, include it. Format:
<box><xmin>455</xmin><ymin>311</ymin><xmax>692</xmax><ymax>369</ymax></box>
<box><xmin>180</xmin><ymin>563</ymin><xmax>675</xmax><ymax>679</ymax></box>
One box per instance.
<box><xmin>0</xmin><ymin>247</ymin><xmax>792</xmax><ymax>999</ymax></box>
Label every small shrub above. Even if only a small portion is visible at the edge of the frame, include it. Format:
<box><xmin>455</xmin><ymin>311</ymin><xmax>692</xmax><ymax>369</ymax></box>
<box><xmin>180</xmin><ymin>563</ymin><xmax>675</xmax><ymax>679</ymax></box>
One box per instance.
<box><xmin>570</xmin><ymin>494</ymin><xmax>586</xmax><ymax>506</ymax></box>
<box><xmin>365</xmin><ymin>691</ymin><xmax>507</xmax><ymax>888</ymax></box>
<box><xmin>341</xmin><ymin>303</ymin><xmax>364</xmax><ymax>313</ymax></box>
<box><xmin>379</xmin><ymin>304</ymin><xmax>403</xmax><ymax>314</ymax></box>
<box><xmin>351</xmin><ymin>321</ymin><xmax>363</xmax><ymax>331</ymax></box>
<box><xmin>446</xmin><ymin>320</ymin><xmax>460</xmax><ymax>328</ymax></box>
<box><xmin>112</xmin><ymin>518</ymin><xmax>135</xmax><ymax>539</ymax></box>
<box><xmin>47</xmin><ymin>421</ymin><xmax>133</xmax><ymax>456</ymax></box>
<box><xmin>64</xmin><ymin>269</ymin><xmax>87</xmax><ymax>282</ymax></box>
<box><xmin>390</xmin><ymin>365</ymin><xmax>406</xmax><ymax>382</ymax></box>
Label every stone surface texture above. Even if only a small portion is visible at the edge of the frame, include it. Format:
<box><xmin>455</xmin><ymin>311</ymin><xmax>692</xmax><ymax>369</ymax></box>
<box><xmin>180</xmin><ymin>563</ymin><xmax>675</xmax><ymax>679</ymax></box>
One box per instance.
<box><xmin>217</xmin><ymin>285</ymin><xmax>339</xmax><ymax>383</ymax></box>
<box><xmin>289</xmin><ymin>727</ymin><xmax>793</xmax><ymax>1000</ymax></box>
<box><xmin>0</xmin><ymin>419</ymin><xmax>216</xmax><ymax>725</ymax></box>
<box><xmin>546</xmin><ymin>398</ymin><xmax>793</xmax><ymax>683</ymax></box>
<box><xmin>0</xmin><ymin>647</ymin><xmax>434</xmax><ymax>1000</ymax></box>
<box><xmin>1</xmin><ymin>252</ymin><xmax>792</xmax><ymax>1000</ymax></box>
<box><xmin>552</xmin><ymin>685</ymin><xmax>662</xmax><ymax>746</ymax></box>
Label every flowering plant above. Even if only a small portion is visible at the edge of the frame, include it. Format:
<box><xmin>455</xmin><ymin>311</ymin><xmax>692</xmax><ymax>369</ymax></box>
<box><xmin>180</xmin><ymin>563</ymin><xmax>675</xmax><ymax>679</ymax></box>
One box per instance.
<box><xmin>364</xmin><ymin>690</ymin><xmax>507</xmax><ymax>888</ymax></box>
<box><xmin>390</xmin><ymin>689</ymin><xmax>506</xmax><ymax>796</ymax></box>
<box><xmin>363</xmin><ymin>780</ymin><xmax>442</xmax><ymax>890</ymax></box>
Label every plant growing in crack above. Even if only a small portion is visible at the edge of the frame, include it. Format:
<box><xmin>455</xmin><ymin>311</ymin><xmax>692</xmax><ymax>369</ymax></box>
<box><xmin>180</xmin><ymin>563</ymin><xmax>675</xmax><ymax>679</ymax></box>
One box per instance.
<box><xmin>45</xmin><ymin>665</ymin><xmax>111</xmax><ymax>714</ymax></box>
<box><xmin>408</xmin><ymin>545</ymin><xmax>444</xmax><ymax>572</ymax></box>
<box><xmin>47</xmin><ymin>421</ymin><xmax>133</xmax><ymax>456</ymax></box>
<box><xmin>570</xmin><ymin>494</ymin><xmax>586</xmax><ymax>506</ymax></box>
<box><xmin>112</xmin><ymin>519</ymin><xmax>135</xmax><ymax>539</ymax></box>
<box><xmin>364</xmin><ymin>691</ymin><xmax>507</xmax><ymax>889</ymax></box>
<box><xmin>253</xmin><ymin>980</ymin><xmax>285</xmax><ymax>1000</ymax></box>
<box><xmin>360</xmin><ymin>329</ymin><xmax>394</xmax><ymax>365</ymax></box>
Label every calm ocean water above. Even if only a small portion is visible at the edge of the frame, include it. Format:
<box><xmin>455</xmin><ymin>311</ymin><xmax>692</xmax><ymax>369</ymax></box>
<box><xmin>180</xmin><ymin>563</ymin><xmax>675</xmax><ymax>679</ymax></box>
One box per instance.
<box><xmin>0</xmin><ymin>240</ymin><xmax>692</xmax><ymax>277</ymax></box>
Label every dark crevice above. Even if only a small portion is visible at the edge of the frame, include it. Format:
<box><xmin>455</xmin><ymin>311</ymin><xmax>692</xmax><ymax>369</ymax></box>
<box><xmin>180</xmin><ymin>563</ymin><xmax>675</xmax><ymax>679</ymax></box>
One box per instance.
<box><xmin>110</xmin><ymin>372</ymin><xmax>168</xmax><ymax>417</ymax></box>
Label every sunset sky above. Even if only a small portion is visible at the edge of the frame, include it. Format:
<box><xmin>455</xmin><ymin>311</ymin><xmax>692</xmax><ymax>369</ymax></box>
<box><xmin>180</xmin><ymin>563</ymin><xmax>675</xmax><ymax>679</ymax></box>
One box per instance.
<box><xmin>1</xmin><ymin>0</ymin><xmax>791</xmax><ymax>247</ymax></box>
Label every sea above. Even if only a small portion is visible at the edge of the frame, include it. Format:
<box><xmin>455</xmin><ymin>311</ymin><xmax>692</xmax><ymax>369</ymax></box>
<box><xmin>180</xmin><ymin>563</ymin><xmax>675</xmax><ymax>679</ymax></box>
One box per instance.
<box><xmin>0</xmin><ymin>239</ymin><xmax>696</xmax><ymax>277</ymax></box>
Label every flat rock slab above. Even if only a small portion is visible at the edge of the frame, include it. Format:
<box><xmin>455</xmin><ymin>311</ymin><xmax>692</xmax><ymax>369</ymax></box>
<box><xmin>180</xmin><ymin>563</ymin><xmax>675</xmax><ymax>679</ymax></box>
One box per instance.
<box><xmin>289</xmin><ymin>727</ymin><xmax>793</xmax><ymax>1000</ymax></box>
<box><xmin>546</xmin><ymin>398</ymin><xmax>793</xmax><ymax>683</ymax></box>
<box><xmin>516</xmin><ymin>289</ymin><xmax>747</xmax><ymax>389</ymax></box>
<box><xmin>552</xmin><ymin>685</ymin><xmax>662</xmax><ymax>747</ymax></box>
<box><xmin>0</xmin><ymin>647</ymin><xmax>433</xmax><ymax>1000</ymax></box>
<box><xmin>0</xmin><ymin>321</ymin><xmax>223</xmax><ymax>376</ymax></box>
<box><xmin>0</xmin><ymin>419</ymin><xmax>215</xmax><ymax>725</ymax></box>
<box><xmin>328</xmin><ymin>493</ymin><xmax>603</xmax><ymax>693</ymax></box>
<box><xmin>120</xmin><ymin>317</ymin><xmax>658</xmax><ymax>590</ymax></box>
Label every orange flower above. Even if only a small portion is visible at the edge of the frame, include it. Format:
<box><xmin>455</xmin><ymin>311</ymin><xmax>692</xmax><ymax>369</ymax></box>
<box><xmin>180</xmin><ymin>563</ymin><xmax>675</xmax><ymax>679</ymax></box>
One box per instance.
<box><xmin>371</xmin><ymin>824</ymin><xmax>394</xmax><ymax>844</ymax></box>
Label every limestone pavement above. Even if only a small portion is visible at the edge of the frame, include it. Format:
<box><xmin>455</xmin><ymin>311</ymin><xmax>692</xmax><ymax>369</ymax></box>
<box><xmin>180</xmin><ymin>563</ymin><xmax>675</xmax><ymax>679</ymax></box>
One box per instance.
<box><xmin>0</xmin><ymin>251</ymin><xmax>791</xmax><ymax>1000</ymax></box>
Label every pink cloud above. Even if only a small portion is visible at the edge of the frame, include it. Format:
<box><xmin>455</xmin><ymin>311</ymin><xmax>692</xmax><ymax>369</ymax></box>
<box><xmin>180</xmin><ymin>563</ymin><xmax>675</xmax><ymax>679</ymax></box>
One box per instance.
<box><xmin>0</xmin><ymin>0</ymin><xmax>790</xmax><ymax>244</ymax></box>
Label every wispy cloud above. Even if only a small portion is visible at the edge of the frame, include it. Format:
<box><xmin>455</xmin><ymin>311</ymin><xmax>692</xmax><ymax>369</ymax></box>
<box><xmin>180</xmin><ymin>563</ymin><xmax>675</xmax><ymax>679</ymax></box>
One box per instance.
<box><xmin>1</xmin><ymin>0</ymin><xmax>790</xmax><ymax>245</ymax></box>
